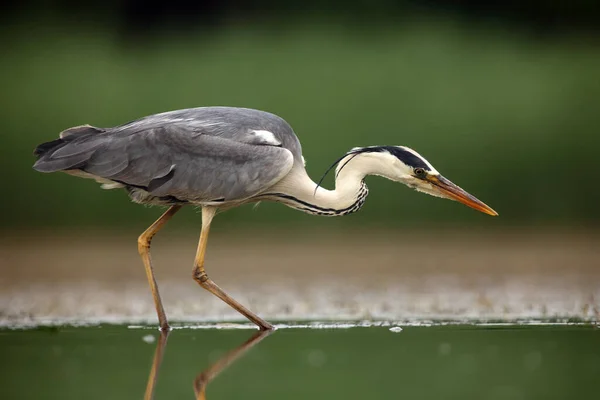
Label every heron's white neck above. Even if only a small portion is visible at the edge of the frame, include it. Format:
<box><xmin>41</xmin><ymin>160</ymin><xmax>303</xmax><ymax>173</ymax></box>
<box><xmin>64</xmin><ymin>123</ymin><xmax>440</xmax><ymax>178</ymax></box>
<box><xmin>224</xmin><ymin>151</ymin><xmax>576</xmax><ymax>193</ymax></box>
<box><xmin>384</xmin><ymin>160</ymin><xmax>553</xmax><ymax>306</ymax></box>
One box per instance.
<box><xmin>263</xmin><ymin>151</ymin><xmax>396</xmax><ymax>216</ymax></box>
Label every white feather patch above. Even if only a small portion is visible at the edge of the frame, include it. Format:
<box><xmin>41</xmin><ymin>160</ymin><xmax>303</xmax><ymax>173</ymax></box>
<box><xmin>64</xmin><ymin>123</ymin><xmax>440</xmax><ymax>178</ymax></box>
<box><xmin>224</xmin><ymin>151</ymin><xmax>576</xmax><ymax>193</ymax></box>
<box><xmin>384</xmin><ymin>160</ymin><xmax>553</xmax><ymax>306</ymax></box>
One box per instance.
<box><xmin>252</xmin><ymin>130</ymin><xmax>281</xmax><ymax>146</ymax></box>
<box><xmin>101</xmin><ymin>182</ymin><xmax>125</xmax><ymax>190</ymax></box>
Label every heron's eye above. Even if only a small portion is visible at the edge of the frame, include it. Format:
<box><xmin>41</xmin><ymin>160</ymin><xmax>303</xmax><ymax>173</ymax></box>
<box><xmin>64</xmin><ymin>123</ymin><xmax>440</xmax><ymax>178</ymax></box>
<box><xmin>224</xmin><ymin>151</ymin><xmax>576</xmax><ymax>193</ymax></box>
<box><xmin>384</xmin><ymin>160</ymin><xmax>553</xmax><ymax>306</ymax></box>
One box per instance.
<box><xmin>414</xmin><ymin>168</ymin><xmax>426</xmax><ymax>178</ymax></box>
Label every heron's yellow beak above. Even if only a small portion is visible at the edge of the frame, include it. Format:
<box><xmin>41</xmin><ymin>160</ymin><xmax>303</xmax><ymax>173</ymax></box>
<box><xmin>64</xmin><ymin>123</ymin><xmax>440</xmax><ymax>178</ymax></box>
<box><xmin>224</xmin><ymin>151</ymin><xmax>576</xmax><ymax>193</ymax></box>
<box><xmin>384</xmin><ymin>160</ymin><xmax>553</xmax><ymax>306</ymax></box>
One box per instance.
<box><xmin>427</xmin><ymin>175</ymin><xmax>498</xmax><ymax>216</ymax></box>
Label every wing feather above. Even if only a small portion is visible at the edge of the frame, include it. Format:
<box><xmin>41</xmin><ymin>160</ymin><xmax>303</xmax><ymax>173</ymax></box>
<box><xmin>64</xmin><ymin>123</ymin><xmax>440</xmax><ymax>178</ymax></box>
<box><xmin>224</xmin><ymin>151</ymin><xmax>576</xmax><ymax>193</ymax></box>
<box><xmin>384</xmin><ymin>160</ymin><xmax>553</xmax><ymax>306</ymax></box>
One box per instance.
<box><xmin>34</xmin><ymin>107</ymin><xmax>300</xmax><ymax>202</ymax></box>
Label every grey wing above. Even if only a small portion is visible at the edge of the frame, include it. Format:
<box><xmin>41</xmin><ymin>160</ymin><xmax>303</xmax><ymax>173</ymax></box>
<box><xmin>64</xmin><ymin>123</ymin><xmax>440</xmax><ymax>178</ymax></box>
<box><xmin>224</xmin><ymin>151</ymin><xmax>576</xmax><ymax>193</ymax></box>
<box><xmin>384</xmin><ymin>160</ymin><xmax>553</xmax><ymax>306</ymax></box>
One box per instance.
<box><xmin>111</xmin><ymin>107</ymin><xmax>304</xmax><ymax>166</ymax></box>
<box><xmin>35</xmin><ymin>121</ymin><xmax>294</xmax><ymax>202</ymax></box>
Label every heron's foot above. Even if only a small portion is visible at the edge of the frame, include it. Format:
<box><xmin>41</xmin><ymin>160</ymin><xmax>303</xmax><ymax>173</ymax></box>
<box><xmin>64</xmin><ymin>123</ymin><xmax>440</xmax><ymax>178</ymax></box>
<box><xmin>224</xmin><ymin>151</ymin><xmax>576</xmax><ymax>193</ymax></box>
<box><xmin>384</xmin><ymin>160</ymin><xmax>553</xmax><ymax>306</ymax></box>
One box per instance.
<box><xmin>159</xmin><ymin>322</ymin><xmax>171</xmax><ymax>332</ymax></box>
<box><xmin>259</xmin><ymin>322</ymin><xmax>275</xmax><ymax>331</ymax></box>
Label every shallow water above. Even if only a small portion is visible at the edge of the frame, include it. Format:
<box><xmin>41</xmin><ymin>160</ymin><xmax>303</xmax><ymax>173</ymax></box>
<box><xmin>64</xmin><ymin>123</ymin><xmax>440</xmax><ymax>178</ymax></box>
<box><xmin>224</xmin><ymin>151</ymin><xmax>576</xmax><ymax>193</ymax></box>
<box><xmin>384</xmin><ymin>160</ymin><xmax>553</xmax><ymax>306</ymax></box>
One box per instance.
<box><xmin>1</xmin><ymin>324</ymin><xmax>598</xmax><ymax>399</ymax></box>
<box><xmin>2</xmin><ymin>232</ymin><xmax>599</xmax><ymax>398</ymax></box>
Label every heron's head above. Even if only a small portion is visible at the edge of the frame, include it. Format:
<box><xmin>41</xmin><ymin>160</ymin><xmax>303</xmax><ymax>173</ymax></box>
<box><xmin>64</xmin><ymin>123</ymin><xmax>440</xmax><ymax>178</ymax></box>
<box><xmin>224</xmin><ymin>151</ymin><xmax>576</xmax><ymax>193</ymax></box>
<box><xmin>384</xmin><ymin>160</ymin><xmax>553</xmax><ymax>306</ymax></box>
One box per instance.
<box><xmin>338</xmin><ymin>146</ymin><xmax>498</xmax><ymax>216</ymax></box>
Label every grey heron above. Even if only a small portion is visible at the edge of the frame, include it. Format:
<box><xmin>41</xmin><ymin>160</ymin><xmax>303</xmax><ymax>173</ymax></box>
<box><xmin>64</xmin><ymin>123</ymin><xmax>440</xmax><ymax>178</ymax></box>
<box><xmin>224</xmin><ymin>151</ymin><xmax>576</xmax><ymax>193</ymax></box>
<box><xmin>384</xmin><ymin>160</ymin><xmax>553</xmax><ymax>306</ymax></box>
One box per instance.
<box><xmin>33</xmin><ymin>106</ymin><xmax>497</xmax><ymax>331</ymax></box>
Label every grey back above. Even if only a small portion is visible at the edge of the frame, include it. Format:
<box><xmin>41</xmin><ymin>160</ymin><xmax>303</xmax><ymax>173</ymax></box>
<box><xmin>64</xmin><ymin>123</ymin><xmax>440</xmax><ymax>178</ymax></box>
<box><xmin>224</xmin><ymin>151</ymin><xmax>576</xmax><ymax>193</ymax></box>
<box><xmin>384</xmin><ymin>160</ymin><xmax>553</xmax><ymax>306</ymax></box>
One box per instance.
<box><xmin>34</xmin><ymin>107</ymin><xmax>303</xmax><ymax>202</ymax></box>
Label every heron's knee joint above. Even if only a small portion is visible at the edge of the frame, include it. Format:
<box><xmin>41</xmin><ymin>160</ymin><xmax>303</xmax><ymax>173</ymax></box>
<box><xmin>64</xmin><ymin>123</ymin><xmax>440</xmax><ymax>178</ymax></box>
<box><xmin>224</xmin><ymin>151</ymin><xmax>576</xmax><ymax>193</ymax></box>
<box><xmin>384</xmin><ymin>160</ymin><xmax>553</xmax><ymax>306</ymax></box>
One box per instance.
<box><xmin>193</xmin><ymin>268</ymin><xmax>209</xmax><ymax>284</ymax></box>
<box><xmin>137</xmin><ymin>236</ymin><xmax>151</xmax><ymax>253</ymax></box>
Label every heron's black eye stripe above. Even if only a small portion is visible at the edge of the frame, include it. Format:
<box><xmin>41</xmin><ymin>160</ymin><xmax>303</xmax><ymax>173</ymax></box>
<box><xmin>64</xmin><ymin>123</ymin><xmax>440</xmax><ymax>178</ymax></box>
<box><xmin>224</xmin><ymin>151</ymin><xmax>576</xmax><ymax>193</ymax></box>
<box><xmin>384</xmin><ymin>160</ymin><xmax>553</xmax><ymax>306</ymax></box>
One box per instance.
<box><xmin>383</xmin><ymin>146</ymin><xmax>431</xmax><ymax>170</ymax></box>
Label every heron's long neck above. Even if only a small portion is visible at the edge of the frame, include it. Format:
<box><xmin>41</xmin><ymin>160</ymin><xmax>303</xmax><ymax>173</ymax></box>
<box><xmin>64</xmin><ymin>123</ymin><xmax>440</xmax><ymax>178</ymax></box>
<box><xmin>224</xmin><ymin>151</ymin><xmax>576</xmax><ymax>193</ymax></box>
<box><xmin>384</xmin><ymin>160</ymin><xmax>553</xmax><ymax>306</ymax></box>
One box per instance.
<box><xmin>263</xmin><ymin>153</ymin><xmax>380</xmax><ymax>216</ymax></box>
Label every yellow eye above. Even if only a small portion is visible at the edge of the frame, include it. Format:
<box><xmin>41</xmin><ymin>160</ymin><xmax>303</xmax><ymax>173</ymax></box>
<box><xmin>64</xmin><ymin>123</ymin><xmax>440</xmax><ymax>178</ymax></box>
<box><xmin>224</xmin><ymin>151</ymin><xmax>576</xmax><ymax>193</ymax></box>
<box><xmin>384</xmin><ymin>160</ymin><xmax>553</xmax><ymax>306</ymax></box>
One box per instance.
<box><xmin>414</xmin><ymin>168</ymin><xmax>426</xmax><ymax>177</ymax></box>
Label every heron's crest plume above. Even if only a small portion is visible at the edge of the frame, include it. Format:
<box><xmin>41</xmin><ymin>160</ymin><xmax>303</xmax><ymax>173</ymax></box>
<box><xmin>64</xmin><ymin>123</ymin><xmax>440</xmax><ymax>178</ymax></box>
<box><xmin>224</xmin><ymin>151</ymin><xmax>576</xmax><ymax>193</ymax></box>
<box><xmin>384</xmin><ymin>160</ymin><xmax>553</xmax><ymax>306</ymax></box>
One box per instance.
<box><xmin>314</xmin><ymin>147</ymin><xmax>368</xmax><ymax>194</ymax></box>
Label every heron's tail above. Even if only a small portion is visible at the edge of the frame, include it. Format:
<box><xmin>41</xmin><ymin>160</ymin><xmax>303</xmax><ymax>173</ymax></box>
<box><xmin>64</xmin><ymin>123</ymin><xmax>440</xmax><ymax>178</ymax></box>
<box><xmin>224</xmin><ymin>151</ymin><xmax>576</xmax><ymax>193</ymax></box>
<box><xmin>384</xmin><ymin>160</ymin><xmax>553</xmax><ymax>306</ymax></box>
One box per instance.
<box><xmin>33</xmin><ymin>138</ymin><xmax>65</xmax><ymax>158</ymax></box>
<box><xmin>33</xmin><ymin>125</ymin><xmax>105</xmax><ymax>172</ymax></box>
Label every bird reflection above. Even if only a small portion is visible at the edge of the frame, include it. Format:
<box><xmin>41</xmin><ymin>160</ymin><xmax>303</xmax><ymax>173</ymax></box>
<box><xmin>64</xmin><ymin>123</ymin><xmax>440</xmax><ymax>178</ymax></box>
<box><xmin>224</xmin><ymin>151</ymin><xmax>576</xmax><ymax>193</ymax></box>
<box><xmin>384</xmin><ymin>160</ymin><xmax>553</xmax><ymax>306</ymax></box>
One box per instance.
<box><xmin>144</xmin><ymin>329</ymin><xmax>272</xmax><ymax>400</ymax></box>
<box><xmin>144</xmin><ymin>330</ymin><xmax>170</xmax><ymax>400</ymax></box>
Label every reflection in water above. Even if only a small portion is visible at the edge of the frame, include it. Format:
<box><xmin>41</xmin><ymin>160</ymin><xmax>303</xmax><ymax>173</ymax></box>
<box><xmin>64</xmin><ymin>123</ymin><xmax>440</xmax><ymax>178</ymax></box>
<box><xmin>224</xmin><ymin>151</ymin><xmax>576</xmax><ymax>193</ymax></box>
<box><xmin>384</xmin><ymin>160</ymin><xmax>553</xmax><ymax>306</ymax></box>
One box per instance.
<box><xmin>144</xmin><ymin>331</ymin><xmax>170</xmax><ymax>400</ymax></box>
<box><xmin>144</xmin><ymin>329</ymin><xmax>272</xmax><ymax>400</ymax></box>
<box><xmin>193</xmin><ymin>330</ymin><xmax>272</xmax><ymax>400</ymax></box>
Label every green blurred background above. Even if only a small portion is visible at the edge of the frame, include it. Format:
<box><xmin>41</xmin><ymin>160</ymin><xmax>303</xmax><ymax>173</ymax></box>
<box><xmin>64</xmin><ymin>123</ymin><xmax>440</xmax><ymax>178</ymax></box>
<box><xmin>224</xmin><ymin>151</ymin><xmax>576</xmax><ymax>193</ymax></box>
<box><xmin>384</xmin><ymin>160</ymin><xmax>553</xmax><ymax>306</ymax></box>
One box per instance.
<box><xmin>2</xmin><ymin>4</ymin><xmax>599</xmax><ymax>399</ymax></box>
<box><xmin>2</xmin><ymin>1</ymin><xmax>599</xmax><ymax>231</ymax></box>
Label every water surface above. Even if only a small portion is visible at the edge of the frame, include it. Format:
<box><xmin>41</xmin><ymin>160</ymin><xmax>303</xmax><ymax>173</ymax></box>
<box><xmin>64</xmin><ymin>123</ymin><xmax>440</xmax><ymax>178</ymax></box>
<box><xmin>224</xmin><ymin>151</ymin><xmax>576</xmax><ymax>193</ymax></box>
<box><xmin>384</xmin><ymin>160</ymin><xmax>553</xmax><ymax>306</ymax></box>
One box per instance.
<box><xmin>1</xmin><ymin>324</ymin><xmax>597</xmax><ymax>399</ymax></box>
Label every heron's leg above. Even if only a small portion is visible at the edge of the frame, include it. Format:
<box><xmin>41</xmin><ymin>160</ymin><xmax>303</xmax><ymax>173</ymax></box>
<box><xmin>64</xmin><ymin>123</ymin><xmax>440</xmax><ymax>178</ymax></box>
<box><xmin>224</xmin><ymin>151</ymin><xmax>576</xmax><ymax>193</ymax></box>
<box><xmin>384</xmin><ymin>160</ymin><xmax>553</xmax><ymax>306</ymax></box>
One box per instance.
<box><xmin>192</xmin><ymin>206</ymin><xmax>274</xmax><ymax>331</ymax></box>
<box><xmin>138</xmin><ymin>205</ymin><xmax>182</xmax><ymax>331</ymax></box>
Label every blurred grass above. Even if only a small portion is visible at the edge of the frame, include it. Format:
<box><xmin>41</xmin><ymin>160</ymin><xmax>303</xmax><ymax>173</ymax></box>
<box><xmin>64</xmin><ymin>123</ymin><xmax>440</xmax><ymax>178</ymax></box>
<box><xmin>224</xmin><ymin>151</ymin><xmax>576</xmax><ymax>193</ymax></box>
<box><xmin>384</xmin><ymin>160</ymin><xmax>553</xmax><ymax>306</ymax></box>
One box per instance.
<box><xmin>1</xmin><ymin>17</ymin><xmax>599</xmax><ymax>229</ymax></box>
